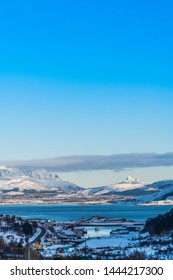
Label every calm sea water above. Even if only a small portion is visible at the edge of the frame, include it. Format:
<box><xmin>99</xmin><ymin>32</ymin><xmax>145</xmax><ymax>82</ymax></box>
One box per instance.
<box><xmin>0</xmin><ymin>203</ymin><xmax>172</xmax><ymax>222</ymax></box>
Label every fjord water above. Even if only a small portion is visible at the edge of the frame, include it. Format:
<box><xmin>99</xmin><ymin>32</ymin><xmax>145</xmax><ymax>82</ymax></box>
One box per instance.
<box><xmin>0</xmin><ymin>203</ymin><xmax>172</xmax><ymax>222</ymax></box>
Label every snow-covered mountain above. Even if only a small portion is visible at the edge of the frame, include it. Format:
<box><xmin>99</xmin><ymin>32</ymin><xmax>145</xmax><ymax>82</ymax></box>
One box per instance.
<box><xmin>79</xmin><ymin>176</ymin><xmax>147</xmax><ymax>196</ymax></box>
<box><xmin>0</xmin><ymin>167</ymin><xmax>173</xmax><ymax>204</ymax></box>
<box><xmin>138</xmin><ymin>180</ymin><xmax>173</xmax><ymax>203</ymax></box>
<box><xmin>0</xmin><ymin>166</ymin><xmax>83</xmax><ymax>194</ymax></box>
<box><xmin>0</xmin><ymin>166</ymin><xmax>60</xmax><ymax>180</ymax></box>
<box><xmin>79</xmin><ymin>176</ymin><xmax>173</xmax><ymax>204</ymax></box>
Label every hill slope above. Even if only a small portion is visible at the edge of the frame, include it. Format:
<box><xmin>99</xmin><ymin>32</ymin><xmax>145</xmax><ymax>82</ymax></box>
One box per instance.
<box><xmin>0</xmin><ymin>166</ymin><xmax>83</xmax><ymax>194</ymax></box>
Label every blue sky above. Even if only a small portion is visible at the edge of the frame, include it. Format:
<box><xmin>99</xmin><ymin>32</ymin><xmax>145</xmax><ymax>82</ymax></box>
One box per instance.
<box><xmin>0</xmin><ymin>0</ymin><xmax>173</xmax><ymax>186</ymax></box>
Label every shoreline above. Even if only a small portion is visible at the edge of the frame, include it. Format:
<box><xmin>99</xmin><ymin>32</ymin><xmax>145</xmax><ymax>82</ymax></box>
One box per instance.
<box><xmin>1</xmin><ymin>200</ymin><xmax>173</xmax><ymax>207</ymax></box>
<box><xmin>0</xmin><ymin>201</ymin><xmax>111</xmax><ymax>206</ymax></box>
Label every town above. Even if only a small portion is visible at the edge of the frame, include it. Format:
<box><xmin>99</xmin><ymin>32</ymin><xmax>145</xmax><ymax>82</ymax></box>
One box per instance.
<box><xmin>1</xmin><ymin>210</ymin><xmax>173</xmax><ymax>260</ymax></box>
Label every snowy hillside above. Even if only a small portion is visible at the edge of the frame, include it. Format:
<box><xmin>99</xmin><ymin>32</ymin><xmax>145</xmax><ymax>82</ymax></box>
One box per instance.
<box><xmin>0</xmin><ymin>167</ymin><xmax>173</xmax><ymax>205</ymax></box>
<box><xmin>79</xmin><ymin>176</ymin><xmax>147</xmax><ymax>196</ymax></box>
<box><xmin>0</xmin><ymin>166</ymin><xmax>83</xmax><ymax>194</ymax></box>
<box><xmin>79</xmin><ymin>176</ymin><xmax>173</xmax><ymax>204</ymax></box>
<box><xmin>0</xmin><ymin>166</ymin><xmax>60</xmax><ymax>180</ymax></box>
<box><xmin>138</xmin><ymin>180</ymin><xmax>173</xmax><ymax>203</ymax></box>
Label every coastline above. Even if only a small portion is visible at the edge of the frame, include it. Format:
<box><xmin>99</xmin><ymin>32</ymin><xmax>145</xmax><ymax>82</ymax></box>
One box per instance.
<box><xmin>1</xmin><ymin>200</ymin><xmax>173</xmax><ymax>207</ymax></box>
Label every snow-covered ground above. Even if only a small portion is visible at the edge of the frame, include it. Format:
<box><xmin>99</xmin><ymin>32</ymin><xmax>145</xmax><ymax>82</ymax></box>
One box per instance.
<box><xmin>79</xmin><ymin>232</ymin><xmax>139</xmax><ymax>249</ymax></box>
<box><xmin>0</xmin><ymin>231</ymin><xmax>22</xmax><ymax>244</ymax></box>
<box><xmin>1</xmin><ymin>167</ymin><xmax>173</xmax><ymax>206</ymax></box>
<box><xmin>79</xmin><ymin>176</ymin><xmax>147</xmax><ymax>196</ymax></box>
<box><xmin>1</xmin><ymin>213</ymin><xmax>173</xmax><ymax>260</ymax></box>
<box><xmin>0</xmin><ymin>166</ymin><xmax>83</xmax><ymax>193</ymax></box>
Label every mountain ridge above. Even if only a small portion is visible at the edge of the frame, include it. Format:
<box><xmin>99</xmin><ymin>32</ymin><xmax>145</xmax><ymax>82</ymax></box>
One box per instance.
<box><xmin>0</xmin><ymin>167</ymin><xmax>173</xmax><ymax>204</ymax></box>
<box><xmin>0</xmin><ymin>166</ymin><xmax>83</xmax><ymax>193</ymax></box>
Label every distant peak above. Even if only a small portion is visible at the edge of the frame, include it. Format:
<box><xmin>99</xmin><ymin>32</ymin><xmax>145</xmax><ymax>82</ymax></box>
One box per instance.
<box><xmin>0</xmin><ymin>166</ymin><xmax>62</xmax><ymax>181</ymax></box>
<box><xmin>119</xmin><ymin>176</ymin><xmax>140</xmax><ymax>184</ymax></box>
<box><xmin>126</xmin><ymin>176</ymin><xmax>139</xmax><ymax>183</ymax></box>
<box><xmin>0</xmin><ymin>166</ymin><xmax>8</xmax><ymax>170</ymax></box>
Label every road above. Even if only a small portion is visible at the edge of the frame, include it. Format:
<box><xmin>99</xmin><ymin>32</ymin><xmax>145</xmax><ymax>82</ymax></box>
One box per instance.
<box><xmin>29</xmin><ymin>226</ymin><xmax>46</xmax><ymax>245</ymax></box>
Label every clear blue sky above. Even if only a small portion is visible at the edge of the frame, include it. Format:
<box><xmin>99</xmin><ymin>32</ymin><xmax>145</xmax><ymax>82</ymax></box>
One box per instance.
<box><xmin>0</xmin><ymin>0</ymin><xmax>173</xmax><ymax>186</ymax></box>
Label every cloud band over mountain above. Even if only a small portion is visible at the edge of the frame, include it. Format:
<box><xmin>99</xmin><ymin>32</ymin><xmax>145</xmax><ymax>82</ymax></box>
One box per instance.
<box><xmin>1</xmin><ymin>152</ymin><xmax>173</xmax><ymax>172</ymax></box>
